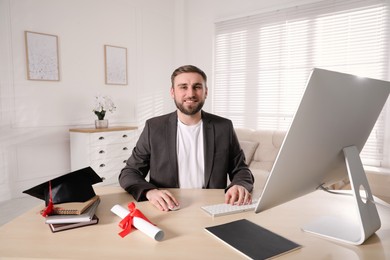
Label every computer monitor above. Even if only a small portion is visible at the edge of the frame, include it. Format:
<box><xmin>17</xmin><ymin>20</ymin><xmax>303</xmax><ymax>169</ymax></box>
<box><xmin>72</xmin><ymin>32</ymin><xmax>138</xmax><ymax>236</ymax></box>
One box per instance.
<box><xmin>254</xmin><ymin>68</ymin><xmax>390</xmax><ymax>245</ymax></box>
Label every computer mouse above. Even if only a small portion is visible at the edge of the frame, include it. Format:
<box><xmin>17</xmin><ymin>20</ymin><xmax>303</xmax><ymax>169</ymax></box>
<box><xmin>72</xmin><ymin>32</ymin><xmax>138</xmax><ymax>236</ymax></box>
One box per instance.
<box><xmin>169</xmin><ymin>205</ymin><xmax>181</xmax><ymax>211</ymax></box>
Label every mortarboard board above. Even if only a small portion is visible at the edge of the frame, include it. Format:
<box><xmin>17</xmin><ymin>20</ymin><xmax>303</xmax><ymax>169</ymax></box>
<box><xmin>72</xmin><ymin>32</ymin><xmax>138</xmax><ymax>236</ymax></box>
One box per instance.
<box><xmin>23</xmin><ymin>166</ymin><xmax>103</xmax><ymax>206</ymax></box>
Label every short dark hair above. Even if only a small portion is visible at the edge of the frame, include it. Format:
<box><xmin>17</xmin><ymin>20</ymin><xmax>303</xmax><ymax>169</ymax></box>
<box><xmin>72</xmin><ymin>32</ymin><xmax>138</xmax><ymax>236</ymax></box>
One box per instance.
<box><xmin>170</xmin><ymin>65</ymin><xmax>207</xmax><ymax>87</ymax></box>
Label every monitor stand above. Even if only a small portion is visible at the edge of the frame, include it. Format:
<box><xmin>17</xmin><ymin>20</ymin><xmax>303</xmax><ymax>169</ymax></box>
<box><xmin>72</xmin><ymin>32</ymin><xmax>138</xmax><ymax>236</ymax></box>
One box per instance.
<box><xmin>302</xmin><ymin>145</ymin><xmax>381</xmax><ymax>245</ymax></box>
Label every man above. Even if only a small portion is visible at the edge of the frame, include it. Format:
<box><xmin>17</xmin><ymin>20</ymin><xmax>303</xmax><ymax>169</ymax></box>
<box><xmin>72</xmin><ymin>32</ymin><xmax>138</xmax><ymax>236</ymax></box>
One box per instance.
<box><xmin>119</xmin><ymin>65</ymin><xmax>254</xmax><ymax>211</ymax></box>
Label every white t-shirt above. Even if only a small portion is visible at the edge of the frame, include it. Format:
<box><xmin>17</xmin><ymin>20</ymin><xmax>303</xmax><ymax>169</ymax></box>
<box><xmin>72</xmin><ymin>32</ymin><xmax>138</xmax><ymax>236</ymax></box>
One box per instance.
<box><xmin>176</xmin><ymin>119</ymin><xmax>205</xmax><ymax>188</ymax></box>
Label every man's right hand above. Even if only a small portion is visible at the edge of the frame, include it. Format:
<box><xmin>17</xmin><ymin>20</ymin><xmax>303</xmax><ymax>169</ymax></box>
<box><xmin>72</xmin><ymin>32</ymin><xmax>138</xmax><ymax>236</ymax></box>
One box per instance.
<box><xmin>145</xmin><ymin>189</ymin><xmax>180</xmax><ymax>211</ymax></box>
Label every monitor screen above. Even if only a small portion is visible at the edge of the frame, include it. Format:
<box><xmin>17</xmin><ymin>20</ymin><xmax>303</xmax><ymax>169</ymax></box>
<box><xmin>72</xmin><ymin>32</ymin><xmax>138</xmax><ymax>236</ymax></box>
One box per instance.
<box><xmin>254</xmin><ymin>68</ymin><xmax>390</xmax><ymax>244</ymax></box>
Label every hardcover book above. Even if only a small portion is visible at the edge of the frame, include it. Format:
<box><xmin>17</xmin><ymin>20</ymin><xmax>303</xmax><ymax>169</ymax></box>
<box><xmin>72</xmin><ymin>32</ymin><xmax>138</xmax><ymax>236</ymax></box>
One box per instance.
<box><xmin>48</xmin><ymin>215</ymin><xmax>99</xmax><ymax>233</ymax></box>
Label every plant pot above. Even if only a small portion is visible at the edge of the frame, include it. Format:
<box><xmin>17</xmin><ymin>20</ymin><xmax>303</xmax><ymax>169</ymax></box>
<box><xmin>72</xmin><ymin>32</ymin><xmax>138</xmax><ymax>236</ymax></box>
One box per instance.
<box><xmin>95</xmin><ymin>119</ymin><xmax>109</xmax><ymax>129</ymax></box>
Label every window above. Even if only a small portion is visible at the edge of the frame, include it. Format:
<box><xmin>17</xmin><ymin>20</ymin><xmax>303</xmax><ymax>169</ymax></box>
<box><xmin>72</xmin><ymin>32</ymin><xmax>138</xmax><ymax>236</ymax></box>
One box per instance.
<box><xmin>214</xmin><ymin>0</ymin><xmax>389</xmax><ymax>167</ymax></box>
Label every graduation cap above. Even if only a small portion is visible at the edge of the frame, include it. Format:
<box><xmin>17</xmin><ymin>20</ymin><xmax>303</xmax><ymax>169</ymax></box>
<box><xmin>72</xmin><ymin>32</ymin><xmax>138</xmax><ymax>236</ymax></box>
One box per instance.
<box><xmin>23</xmin><ymin>167</ymin><xmax>103</xmax><ymax>216</ymax></box>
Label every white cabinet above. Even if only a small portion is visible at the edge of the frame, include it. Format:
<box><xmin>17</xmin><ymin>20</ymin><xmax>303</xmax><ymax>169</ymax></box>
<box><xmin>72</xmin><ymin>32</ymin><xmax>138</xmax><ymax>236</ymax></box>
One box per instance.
<box><xmin>69</xmin><ymin>126</ymin><xmax>137</xmax><ymax>186</ymax></box>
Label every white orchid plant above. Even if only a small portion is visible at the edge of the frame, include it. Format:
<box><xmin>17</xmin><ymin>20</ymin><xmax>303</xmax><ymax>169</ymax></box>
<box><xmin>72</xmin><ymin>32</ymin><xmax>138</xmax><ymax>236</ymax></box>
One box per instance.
<box><xmin>93</xmin><ymin>95</ymin><xmax>116</xmax><ymax>120</ymax></box>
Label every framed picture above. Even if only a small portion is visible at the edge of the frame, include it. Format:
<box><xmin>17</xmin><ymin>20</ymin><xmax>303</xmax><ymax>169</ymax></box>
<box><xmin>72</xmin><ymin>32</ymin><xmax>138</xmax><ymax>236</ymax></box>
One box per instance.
<box><xmin>104</xmin><ymin>45</ymin><xmax>128</xmax><ymax>85</ymax></box>
<box><xmin>25</xmin><ymin>31</ymin><xmax>60</xmax><ymax>81</ymax></box>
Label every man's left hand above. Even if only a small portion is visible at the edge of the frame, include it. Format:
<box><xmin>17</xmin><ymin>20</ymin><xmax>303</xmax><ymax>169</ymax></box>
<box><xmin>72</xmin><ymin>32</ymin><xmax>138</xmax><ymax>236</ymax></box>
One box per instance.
<box><xmin>225</xmin><ymin>185</ymin><xmax>252</xmax><ymax>205</ymax></box>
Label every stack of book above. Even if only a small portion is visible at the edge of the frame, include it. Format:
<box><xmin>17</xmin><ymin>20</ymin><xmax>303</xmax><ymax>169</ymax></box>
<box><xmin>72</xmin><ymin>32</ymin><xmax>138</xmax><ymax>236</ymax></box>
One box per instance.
<box><xmin>45</xmin><ymin>195</ymin><xmax>100</xmax><ymax>233</ymax></box>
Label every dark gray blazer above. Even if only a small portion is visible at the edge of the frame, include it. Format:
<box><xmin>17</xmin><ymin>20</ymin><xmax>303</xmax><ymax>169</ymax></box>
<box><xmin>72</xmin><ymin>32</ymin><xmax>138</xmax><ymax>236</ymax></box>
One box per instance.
<box><xmin>119</xmin><ymin>111</ymin><xmax>254</xmax><ymax>201</ymax></box>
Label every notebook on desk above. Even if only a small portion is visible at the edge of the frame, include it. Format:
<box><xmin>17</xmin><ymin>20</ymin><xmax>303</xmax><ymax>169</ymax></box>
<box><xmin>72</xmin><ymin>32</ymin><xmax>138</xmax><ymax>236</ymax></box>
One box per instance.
<box><xmin>205</xmin><ymin>219</ymin><xmax>301</xmax><ymax>260</ymax></box>
<box><xmin>51</xmin><ymin>195</ymin><xmax>100</xmax><ymax>215</ymax></box>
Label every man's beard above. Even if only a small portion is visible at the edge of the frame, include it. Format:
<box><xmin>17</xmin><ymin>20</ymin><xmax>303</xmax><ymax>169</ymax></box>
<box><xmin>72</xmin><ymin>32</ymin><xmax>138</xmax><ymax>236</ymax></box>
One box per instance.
<box><xmin>174</xmin><ymin>99</ymin><xmax>205</xmax><ymax>116</ymax></box>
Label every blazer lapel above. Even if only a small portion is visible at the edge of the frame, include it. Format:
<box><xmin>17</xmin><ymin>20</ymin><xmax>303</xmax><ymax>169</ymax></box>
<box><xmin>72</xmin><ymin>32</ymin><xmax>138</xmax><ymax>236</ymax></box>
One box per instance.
<box><xmin>202</xmin><ymin>112</ymin><xmax>215</xmax><ymax>187</ymax></box>
<box><xmin>167</xmin><ymin>112</ymin><xmax>179</xmax><ymax>186</ymax></box>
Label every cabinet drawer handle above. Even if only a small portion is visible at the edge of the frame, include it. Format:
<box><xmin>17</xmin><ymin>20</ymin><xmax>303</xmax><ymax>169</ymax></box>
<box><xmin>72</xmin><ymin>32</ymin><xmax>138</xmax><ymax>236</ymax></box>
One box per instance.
<box><xmin>99</xmin><ymin>164</ymin><xmax>105</xmax><ymax>168</ymax></box>
<box><xmin>98</xmin><ymin>136</ymin><xmax>105</xmax><ymax>140</ymax></box>
<box><xmin>122</xmin><ymin>134</ymin><xmax>128</xmax><ymax>138</ymax></box>
<box><xmin>123</xmin><ymin>147</ymin><xmax>128</xmax><ymax>151</ymax></box>
<box><xmin>99</xmin><ymin>150</ymin><xmax>105</xmax><ymax>154</ymax></box>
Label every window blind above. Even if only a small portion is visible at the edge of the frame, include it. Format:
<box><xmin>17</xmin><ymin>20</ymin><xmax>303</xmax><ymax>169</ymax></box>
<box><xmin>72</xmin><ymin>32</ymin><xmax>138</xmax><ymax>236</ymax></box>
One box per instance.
<box><xmin>214</xmin><ymin>0</ymin><xmax>389</xmax><ymax>167</ymax></box>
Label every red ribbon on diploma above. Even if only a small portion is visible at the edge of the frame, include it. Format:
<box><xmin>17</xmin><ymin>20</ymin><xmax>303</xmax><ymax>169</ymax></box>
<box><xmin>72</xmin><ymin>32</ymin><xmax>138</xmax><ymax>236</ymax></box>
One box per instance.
<box><xmin>118</xmin><ymin>202</ymin><xmax>154</xmax><ymax>238</ymax></box>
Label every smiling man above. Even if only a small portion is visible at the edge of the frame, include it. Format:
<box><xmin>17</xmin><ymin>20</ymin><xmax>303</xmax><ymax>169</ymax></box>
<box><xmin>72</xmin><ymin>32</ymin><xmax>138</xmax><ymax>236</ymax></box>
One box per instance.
<box><xmin>119</xmin><ymin>65</ymin><xmax>254</xmax><ymax>211</ymax></box>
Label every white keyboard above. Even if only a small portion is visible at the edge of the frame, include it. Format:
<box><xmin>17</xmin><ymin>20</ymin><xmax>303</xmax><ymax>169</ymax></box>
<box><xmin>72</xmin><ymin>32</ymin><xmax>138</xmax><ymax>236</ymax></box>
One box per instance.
<box><xmin>201</xmin><ymin>200</ymin><xmax>258</xmax><ymax>217</ymax></box>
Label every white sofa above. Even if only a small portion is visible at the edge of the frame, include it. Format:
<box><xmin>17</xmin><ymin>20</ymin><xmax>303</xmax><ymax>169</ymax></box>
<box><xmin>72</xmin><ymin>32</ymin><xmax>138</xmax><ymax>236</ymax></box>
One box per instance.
<box><xmin>235</xmin><ymin>127</ymin><xmax>390</xmax><ymax>198</ymax></box>
<box><xmin>235</xmin><ymin>127</ymin><xmax>286</xmax><ymax>191</ymax></box>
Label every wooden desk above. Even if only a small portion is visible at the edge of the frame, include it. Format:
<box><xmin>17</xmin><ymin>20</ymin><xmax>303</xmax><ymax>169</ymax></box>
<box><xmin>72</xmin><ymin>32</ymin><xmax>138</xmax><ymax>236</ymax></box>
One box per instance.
<box><xmin>1</xmin><ymin>187</ymin><xmax>389</xmax><ymax>259</ymax></box>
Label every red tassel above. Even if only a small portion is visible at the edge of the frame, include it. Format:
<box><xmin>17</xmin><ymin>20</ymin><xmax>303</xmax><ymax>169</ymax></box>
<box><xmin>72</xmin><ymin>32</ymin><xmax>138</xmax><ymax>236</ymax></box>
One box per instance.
<box><xmin>41</xmin><ymin>181</ymin><xmax>54</xmax><ymax>217</ymax></box>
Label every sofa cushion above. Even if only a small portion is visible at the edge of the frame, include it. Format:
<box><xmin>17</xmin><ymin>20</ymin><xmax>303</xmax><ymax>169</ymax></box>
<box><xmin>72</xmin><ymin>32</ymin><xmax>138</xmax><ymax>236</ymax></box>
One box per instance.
<box><xmin>239</xmin><ymin>140</ymin><xmax>259</xmax><ymax>164</ymax></box>
<box><xmin>234</xmin><ymin>127</ymin><xmax>287</xmax><ymax>192</ymax></box>
<box><xmin>235</xmin><ymin>127</ymin><xmax>286</xmax><ymax>172</ymax></box>
<box><xmin>250</xmin><ymin>168</ymin><xmax>271</xmax><ymax>192</ymax></box>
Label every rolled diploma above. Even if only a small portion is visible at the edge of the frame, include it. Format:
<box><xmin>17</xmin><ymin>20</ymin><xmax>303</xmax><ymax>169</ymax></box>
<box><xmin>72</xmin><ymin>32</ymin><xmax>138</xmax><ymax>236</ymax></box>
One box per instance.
<box><xmin>111</xmin><ymin>204</ymin><xmax>164</xmax><ymax>241</ymax></box>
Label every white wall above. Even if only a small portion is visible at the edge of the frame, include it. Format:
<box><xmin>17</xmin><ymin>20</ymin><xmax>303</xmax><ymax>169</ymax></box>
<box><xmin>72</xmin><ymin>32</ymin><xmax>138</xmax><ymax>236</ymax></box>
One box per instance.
<box><xmin>0</xmin><ymin>0</ymin><xmax>177</xmax><ymax>201</ymax></box>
